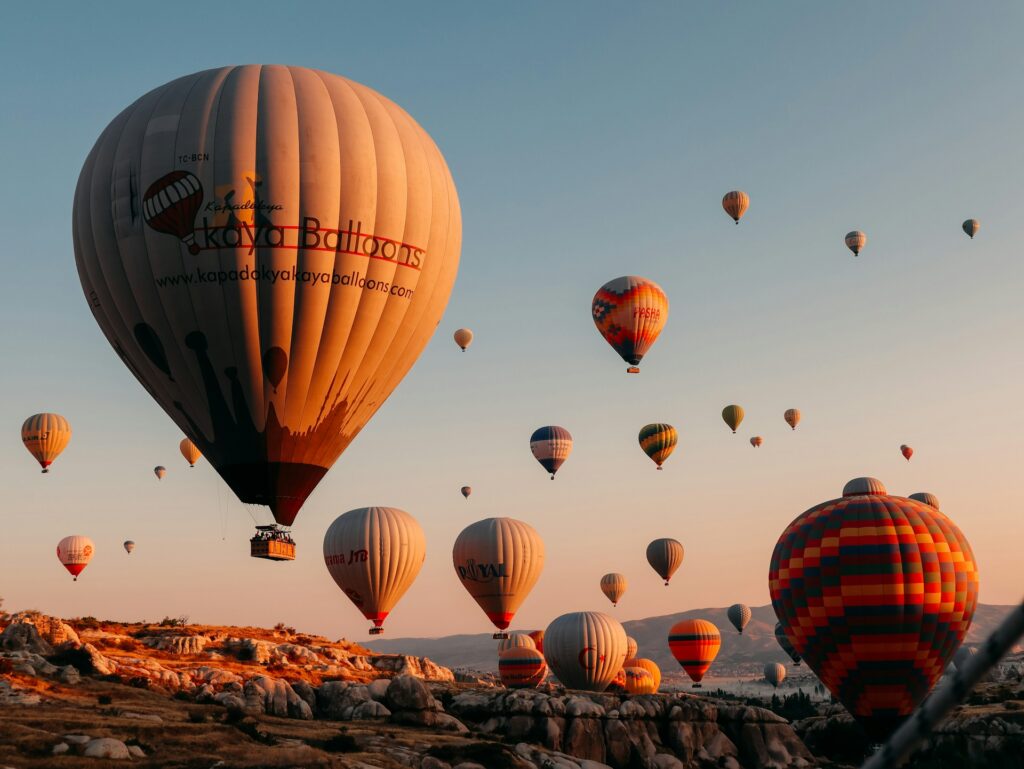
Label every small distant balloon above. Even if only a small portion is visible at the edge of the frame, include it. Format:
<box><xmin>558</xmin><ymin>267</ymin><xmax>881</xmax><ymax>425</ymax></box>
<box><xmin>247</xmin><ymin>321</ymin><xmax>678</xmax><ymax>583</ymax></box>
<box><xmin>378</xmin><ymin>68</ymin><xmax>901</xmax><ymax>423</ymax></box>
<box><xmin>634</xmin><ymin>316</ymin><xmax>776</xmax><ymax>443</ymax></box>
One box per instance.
<box><xmin>154</xmin><ymin>466</ymin><xmax>166</xmax><ymax>480</ymax></box>
<box><xmin>461</xmin><ymin>486</ymin><xmax>472</xmax><ymax>499</ymax></box>
<box><xmin>600</xmin><ymin>573</ymin><xmax>628</xmax><ymax>607</ymax></box>
<box><xmin>530</xmin><ymin>426</ymin><xmax>573</xmax><ymax>479</ymax></box>
<box><xmin>454</xmin><ymin>328</ymin><xmax>474</xmax><ymax>351</ymax></box>
<box><xmin>57</xmin><ymin>535</ymin><xmax>94</xmax><ymax>581</ymax></box>
<box><xmin>646</xmin><ymin>538</ymin><xmax>684</xmax><ymax>586</ymax></box>
<box><xmin>625</xmin><ymin>635</ymin><xmax>638</xmax><ymax>662</ymax></box>
<box><xmin>764</xmin><ymin>662</ymin><xmax>786</xmax><ymax>688</ymax></box>
<box><xmin>727</xmin><ymin>603</ymin><xmax>751</xmax><ymax>634</ymax></box>
<box><xmin>962</xmin><ymin>219</ymin><xmax>980</xmax><ymax>239</ymax></box>
<box><xmin>179</xmin><ymin>438</ymin><xmax>201</xmax><ymax>468</ymax></box>
<box><xmin>639</xmin><ymin>423</ymin><xmax>677</xmax><ymax>469</ymax></box>
<box><xmin>722</xmin><ymin>190</ymin><xmax>750</xmax><ymax>224</ymax></box>
<box><xmin>909</xmin><ymin>492</ymin><xmax>940</xmax><ymax>509</ymax></box>
<box><xmin>721</xmin><ymin>405</ymin><xmax>744</xmax><ymax>434</ymax></box>
<box><xmin>775</xmin><ymin>622</ymin><xmax>801</xmax><ymax>666</ymax></box>
<box><xmin>592</xmin><ymin>276</ymin><xmax>668</xmax><ymax>373</ymax></box>
<box><xmin>784</xmin><ymin>409</ymin><xmax>801</xmax><ymax>431</ymax></box>
<box><xmin>845</xmin><ymin>230</ymin><xmax>867</xmax><ymax>256</ymax></box>
<box><xmin>22</xmin><ymin>413</ymin><xmax>72</xmax><ymax>473</ymax></box>
<box><xmin>900</xmin><ymin>444</ymin><xmax>914</xmax><ymax>461</ymax></box>
<box><xmin>750</xmin><ymin>436</ymin><xmax>763</xmax><ymax>448</ymax></box>
<box><xmin>123</xmin><ymin>540</ymin><xmax>135</xmax><ymax>554</ymax></box>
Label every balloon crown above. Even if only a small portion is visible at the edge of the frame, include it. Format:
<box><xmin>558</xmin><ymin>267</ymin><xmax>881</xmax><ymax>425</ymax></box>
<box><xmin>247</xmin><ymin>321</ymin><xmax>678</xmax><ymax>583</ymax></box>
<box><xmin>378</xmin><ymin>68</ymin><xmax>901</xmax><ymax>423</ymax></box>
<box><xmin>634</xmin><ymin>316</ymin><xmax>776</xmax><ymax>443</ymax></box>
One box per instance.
<box><xmin>841</xmin><ymin>477</ymin><xmax>887</xmax><ymax>497</ymax></box>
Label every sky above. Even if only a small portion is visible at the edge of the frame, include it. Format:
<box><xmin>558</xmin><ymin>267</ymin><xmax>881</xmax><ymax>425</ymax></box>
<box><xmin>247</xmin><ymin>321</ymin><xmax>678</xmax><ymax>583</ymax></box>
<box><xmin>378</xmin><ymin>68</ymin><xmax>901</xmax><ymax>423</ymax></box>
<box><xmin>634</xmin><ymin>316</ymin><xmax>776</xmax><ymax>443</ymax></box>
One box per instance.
<box><xmin>0</xmin><ymin>2</ymin><xmax>1021</xmax><ymax>641</ymax></box>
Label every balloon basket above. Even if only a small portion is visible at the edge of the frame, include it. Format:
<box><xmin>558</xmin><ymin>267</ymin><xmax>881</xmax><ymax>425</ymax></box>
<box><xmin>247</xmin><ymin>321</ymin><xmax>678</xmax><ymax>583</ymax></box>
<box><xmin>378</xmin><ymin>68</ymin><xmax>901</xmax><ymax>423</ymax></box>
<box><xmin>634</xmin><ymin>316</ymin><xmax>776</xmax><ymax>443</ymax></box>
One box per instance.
<box><xmin>692</xmin><ymin>683</ymin><xmax>702</xmax><ymax>689</ymax></box>
<box><xmin>250</xmin><ymin>525</ymin><xmax>295</xmax><ymax>561</ymax></box>
<box><xmin>493</xmin><ymin>632</ymin><xmax>509</xmax><ymax>640</ymax></box>
<box><xmin>369</xmin><ymin>627</ymin><xmax>383</xmax><ymax>636</ymax></box>
<box><xmin>626</xmin><ymin>367</ymin><xmax>640</xmax><ymax>374</ymax></box>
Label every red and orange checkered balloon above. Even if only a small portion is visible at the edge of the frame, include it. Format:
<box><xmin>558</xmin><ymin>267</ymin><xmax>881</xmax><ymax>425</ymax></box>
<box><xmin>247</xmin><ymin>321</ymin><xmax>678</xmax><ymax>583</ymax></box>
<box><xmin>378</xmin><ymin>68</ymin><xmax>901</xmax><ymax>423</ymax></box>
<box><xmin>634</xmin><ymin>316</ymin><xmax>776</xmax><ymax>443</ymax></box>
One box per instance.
<box><xmin>592</xmin><ymin>276</ymin><xmax>668</xmax><ymax>373</ymax></box>
<box><xmin>769</xmin><ymin>477</ymin><xmax>978</xmax><ymax>740</ymax></box>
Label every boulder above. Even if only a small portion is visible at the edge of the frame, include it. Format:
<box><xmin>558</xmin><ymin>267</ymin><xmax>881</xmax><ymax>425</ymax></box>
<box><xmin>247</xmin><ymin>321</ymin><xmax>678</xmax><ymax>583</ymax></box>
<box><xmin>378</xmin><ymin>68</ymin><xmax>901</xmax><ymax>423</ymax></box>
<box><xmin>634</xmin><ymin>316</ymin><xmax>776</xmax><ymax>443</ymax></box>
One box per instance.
<box><xmin>142</xmin><ymin>635</ymin><xmax>208</xmax><ymax>655</ymax></box>
<box><xmin>58</xmin><ymin>665</ymin><xmax>81</xmax><ymax>685</ymax></box>
<box><xmin>80</xmin><ymin>643</ymin><xmax>117</xmax><ymax>675</ymax></box>
<box><xmin>352</xmin><ymin>700</ymin><xmax>391</xmax><ymax>720</ymax></box>
<box><xmin>317</xmin><ymin>681</ymin><xmax>370</xmax><ymax>720</ymax></box>
<box><xmin>0</xmin><ymin>621</ymin><xmax>53</xmax><ymax>655</ymax></box>
<box><xmin>370</xmin><ymin>654</ymin><xmax>455</xmax><ymax>681</ymax></box>
<box><xmin>3</xmin><ymin>612</ymin><xmax>80</xmax><ymax>649</ymax></box>
<box><xmin>243</xmin><ymin>675</ymin><xmax>313</xmax><ymax>719</ymax></box>
<box><xmin>368</xmin><ymin>678</ymin><xmax>391</xmax><ymax>702</ymax></box>
<box><xmin>83</xmin><ymin>738</ymin><xmax>130</xmax><ymax>759</ymax></box>
<box><xmin>386</xmin><ymin>674</ymin><xmax>434</xmax><ymax>711</ymax></box>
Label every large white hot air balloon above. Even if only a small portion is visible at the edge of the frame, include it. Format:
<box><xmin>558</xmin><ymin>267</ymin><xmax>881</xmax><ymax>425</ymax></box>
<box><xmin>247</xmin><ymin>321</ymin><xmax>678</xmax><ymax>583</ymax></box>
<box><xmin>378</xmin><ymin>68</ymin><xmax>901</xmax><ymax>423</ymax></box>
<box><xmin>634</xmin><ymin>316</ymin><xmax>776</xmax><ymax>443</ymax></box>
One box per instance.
<box><xmin>73</xmin><ymin>65</ymin><xmax>462</xmax><ymax>532</ymax></box>
<box><xmin>57</xmin><ymin>535</ymin><xmax>94</xmax><ymax>581</ymax></box>
<box><xmin>544</xmin><ymin>611</ymin><xmax>627</xmax><ymax>692</ymax></box>
<box><xmin>453</xmin><ymin>518</ymin><xmax>544</xmax><ymax>638</ymax></box>
<box><xmin>323</xmin><ymin>507</ymin><xmax>426</xmax><ymax>635</ymax></box>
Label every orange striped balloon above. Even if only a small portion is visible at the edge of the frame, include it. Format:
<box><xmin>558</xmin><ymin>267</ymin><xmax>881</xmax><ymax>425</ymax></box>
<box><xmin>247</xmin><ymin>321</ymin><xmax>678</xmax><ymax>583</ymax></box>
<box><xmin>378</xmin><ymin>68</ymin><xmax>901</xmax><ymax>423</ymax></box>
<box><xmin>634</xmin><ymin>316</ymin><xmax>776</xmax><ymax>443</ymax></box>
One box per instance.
<box><xmin>592</xmin><ymin>276</ymin><xmax>668</xmax><ymax>373</ymax></box>
<box><xmin>21</xmin><ymin>413</ymin><xmax>72</xmax><ymax>473</ymax></box>
<box><xmin>498</xmin><ymin>647</ymin><xmax>547</xmax><ymax>689</ymax></box>
<box><xmin>668</xmin><ymin>619</ymin><xmax>721</xmax><ymax>687</ymax></box>
<box><xmin>626</xmin><ymin>657</ymin><xmax>661</xmax><ymax>691</ymax></box>
<box><xmin>722</xmin><ymin>190</ymin><xmax>749</xmax><ymax>224</ymax></box>
<box><xmin>624</xmin><ymin>666</ymin><xmax>657</xmax><ymax>694</ymax></box>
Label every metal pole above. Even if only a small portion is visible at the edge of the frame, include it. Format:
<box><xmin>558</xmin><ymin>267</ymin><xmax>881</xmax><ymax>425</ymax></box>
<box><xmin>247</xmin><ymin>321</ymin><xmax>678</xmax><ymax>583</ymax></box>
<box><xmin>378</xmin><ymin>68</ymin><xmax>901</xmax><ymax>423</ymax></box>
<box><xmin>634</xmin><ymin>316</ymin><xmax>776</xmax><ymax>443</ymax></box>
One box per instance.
<box><xmin>861</xmin><ymin>599</ymin><xmax>1024</xmax><ymax>769</ymax></box>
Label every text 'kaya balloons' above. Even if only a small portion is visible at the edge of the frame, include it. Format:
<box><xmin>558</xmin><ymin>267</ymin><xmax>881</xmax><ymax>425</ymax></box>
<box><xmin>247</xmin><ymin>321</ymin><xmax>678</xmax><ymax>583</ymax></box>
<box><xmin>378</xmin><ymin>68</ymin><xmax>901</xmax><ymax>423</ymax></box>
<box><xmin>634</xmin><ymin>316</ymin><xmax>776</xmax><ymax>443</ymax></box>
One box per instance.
<box><xmin>22</xmin><ymin>413</ymin><xmax>71</xmax><ymax>473</ymax></box>
<box><xmin>639</xmin><ymin>423</ymin><xmax>677</xmax><ymax>469</ymax></box>
<box><xmin>323</xmin><ymin>507</ymin><xmax>426</xmax><ymax>635</ymax></box>
<box><xmin>453</xmin><ymin>518</ymin><xmax>544</xmax><ymax>638</ymax></box>
<box><xmin>544</xmin><ymin>611</ymin><xmax>627</xmax><ymax>692</ymax></box>
<box><xmin>57</xmin><ymin>536</ymin><xmax>94</xmax><ymax>581</ymax></box>
<box><xmin>73</xmin><ymin>65</ymin><xmax>462</xmax><ymax>528</ymax></box>
<box><xmin>592</xmin><ymin>276</ymin><xmax>668</xmax><ymax>373</ymax></box>
<box><xmin>769</xmin><ymin>477</ymin><xmax>978</xmax><ymax>740</ymax></box>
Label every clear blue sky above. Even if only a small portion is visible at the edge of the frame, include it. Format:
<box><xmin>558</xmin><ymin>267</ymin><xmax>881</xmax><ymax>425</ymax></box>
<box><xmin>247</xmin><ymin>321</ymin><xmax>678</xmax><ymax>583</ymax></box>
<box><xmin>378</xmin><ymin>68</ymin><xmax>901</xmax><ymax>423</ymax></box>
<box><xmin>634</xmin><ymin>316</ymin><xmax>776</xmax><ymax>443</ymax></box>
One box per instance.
<box><xmin>1</xmin><ymin>2</ymin><xmax>1021</xmax><ymax>640</ymax></box>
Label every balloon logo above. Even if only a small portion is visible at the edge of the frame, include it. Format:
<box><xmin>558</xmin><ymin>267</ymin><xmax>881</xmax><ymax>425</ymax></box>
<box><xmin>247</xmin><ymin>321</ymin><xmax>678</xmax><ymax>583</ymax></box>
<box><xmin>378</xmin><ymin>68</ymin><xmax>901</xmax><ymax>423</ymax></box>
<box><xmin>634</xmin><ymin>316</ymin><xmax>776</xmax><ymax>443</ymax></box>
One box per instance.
<box><xmin>142</xmin><ymin>171</ymin><xmax>203</xmax><ymax>255</ymax></box>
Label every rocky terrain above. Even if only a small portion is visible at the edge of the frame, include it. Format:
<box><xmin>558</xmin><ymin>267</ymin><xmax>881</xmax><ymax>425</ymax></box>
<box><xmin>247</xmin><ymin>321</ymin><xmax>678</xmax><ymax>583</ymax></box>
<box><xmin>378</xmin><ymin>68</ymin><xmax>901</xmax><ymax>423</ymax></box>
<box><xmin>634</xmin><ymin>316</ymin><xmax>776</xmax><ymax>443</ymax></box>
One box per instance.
<box><xmin>0</xmin><ymin>610</ymin><xmax>1022</xmax><ymax>768</ymax></box>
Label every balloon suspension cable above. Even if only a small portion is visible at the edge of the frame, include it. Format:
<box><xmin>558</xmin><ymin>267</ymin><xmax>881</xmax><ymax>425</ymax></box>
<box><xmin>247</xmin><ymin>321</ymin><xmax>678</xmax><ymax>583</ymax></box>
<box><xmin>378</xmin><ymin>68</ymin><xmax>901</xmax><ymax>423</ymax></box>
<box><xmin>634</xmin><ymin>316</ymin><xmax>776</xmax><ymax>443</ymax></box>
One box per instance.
<box><xmin>860</xmin><ymin>599</ymin><xmax>1024</xmax><ymax>769</ymax></box>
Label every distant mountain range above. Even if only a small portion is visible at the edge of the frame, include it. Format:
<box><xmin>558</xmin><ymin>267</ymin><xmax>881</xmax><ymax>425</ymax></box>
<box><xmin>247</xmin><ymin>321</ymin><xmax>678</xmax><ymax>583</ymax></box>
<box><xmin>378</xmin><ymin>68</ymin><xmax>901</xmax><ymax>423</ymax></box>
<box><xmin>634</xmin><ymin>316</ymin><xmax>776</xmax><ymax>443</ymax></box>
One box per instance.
<box><xmin>367</xmin><ymin>603</ymin><xmax>1017</xmax><ymax>675</ymax></box>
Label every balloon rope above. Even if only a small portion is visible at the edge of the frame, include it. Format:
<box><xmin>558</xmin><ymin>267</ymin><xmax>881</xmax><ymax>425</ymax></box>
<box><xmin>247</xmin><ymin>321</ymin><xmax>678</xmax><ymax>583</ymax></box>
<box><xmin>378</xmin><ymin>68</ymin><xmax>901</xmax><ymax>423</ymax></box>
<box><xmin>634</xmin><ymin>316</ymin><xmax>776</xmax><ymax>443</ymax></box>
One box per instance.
<box><xmin>860</xmin><ymin>599</ymin><xmax>1024</xmax><ymax>769</ymax></box>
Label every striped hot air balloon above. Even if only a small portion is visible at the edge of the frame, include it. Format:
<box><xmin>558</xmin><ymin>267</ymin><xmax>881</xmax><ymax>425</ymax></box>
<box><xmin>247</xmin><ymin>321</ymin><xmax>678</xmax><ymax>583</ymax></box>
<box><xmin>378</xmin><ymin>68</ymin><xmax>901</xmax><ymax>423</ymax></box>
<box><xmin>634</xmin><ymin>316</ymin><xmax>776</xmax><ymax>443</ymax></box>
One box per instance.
<box><xmin>722</xmin><ymin>190</ymin><xmax>750</xmax><ymax>224</ymax></box>
<box><xmin>721</xmin><ymin>405</ymin><xmax>744</xmax><ymax>434</ymax></box>
<box><xmin>498</xmin><ymin>647</ymin><xmax>547</xmax><ymax>688</ymax></box>
<box><xmin>21</xmin><ymin>413</ymin><xmax>71</xmax><ymax>473</ymax></box>
<box><xmin>600</xmin><ymin>573</ymin><xmax>628</xmax><ymax>606</ymax></box>
<box><xmin>727</xmin><ymin>603</ymin><xmax>751</xmax><ymax>634</ymax></box>
<box><xmin>592</xmin><ymin>276</ymin><xmax>668</xmax><ymax>373</ymax></box>
<box><xmin>646</xmin><ymin>538</ymin><xmax>684</xmax><ymax>586</ymax></box>
<box><xmin>57</xmin><ymin>535</ymin><xmax>94</xmax><ymax>581</ymax></box>
<box><xmin>909</xmin><ymin>492</ymin><xmax>940</xmax><ymax>509</ymax></box>
<box><xmin>775</xmin><ymin>622</ymin><xmax>801</xmax><ymax>665</ymax></box>
<box><xmin>638</xmin><ymin>423</ymin><xmax>677</xmax><ymax>469</ymax></box>
<box><xmin>769</xmin><ymin>477</ymin><xmax>978</xmax><ymax>740</ymax></box>
<box><xmin>453</xmin><ymin>518</ymin><xmax>544</xmax><ymax>638</ymax></box>
<box><xmin>750</xmin><ymin>436</ymin><xmax>763</xmax><ymax>448</ymax></box>
<box><xmin>845</xmin><ymin>230</ymin><xmax>867</xmax><ymax>256</ymax></box>
<box><xmin>454</xmin><ymin>328</ymin><xmax>473</xmax><ymax>351</ymax></box>
<box><xmin>497</xmin><ymin>633</ymin><xmax>537</xmax><ymax>654</ymax></box>
<box><xmin>626</xmin><ymin>657</ymin><xmax>661</xmax><ymax>691</ymax></box>
<box><xmin>323</xmin><ymin>507</ymin><xmax>426</xmax><ymax>635</ymax></box>
<box><xmin>544</xmin><ymin>611</ymin><xmax>627</xmax><ymax>692</ymax></box>
<box><xmin>962</xmin><ymin>219</ymin><xmax>980</xmax><ymax>239</ymax></box>
<box><xmin>764</xmin><ymin>662</ymin><xmax>786</xmax><ymax>688</ymax></box>
<box><xmin>179</xmin><ymin>438</ymin><xmax>201</xmax><ymax>468</ymax></box>
<box><xmin>668</xmin><ymin>619</ymin><xmax>721</xmax><ymax>688</ymax></box>
<box><xmin>784</xmin><ymin>409</ymin><xmax>801</xmax><ymax>430</ymax></box>
<box><xmin>530</xmin><ymin>426</ymin><xmax>573</xmax><ymax>479</ymax></box>
<box><xmin>607</xmin><ymin>667</ymin><xmax>627</xmax><ymax>693</ymax></box>
<box><xmin>624</xmin><ymin>666</ymin><xmax>657</xmax><ymax>694</ymax></box>
<box><xmin>900</xmin><ymin>444</ymin><xmax>914</xmax><ymax>461</ymax></box>
<box><xmin>624</xmin><ymin>636</ymin><xmax>638</xmax><ymax>663</ymax></box>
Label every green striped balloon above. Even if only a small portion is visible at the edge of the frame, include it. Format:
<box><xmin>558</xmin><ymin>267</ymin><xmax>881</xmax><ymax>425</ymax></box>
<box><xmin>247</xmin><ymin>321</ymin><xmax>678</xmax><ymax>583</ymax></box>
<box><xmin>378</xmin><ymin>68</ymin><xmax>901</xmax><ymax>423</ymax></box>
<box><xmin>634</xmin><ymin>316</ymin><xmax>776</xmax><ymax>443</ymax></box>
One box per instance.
<box><xmin>638</xmin><ymin>423</ymin><xmax>677</xmax><ymax>469</ymax></box>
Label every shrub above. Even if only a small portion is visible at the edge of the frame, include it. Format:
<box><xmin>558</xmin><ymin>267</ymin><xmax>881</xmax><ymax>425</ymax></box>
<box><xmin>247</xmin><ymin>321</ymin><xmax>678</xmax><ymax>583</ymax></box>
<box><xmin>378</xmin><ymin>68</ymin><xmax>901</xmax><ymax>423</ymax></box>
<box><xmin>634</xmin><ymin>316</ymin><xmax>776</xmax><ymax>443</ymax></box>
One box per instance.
<box><xmin>158</xmin><ymin>615</ymin><xmax>189</xmax><ymax>627</ymax></box>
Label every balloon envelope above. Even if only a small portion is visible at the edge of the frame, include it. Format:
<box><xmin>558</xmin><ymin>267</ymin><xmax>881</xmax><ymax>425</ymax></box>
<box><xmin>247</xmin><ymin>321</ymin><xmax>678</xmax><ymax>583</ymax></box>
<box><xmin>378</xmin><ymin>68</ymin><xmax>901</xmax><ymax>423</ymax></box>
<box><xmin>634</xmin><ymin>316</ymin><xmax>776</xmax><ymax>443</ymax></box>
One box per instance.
<box><xmin>544</xmin><ymin>611</ymin><xmax>627</xmax><ymax>692</ymax></box>
<box><xmin>721</xmin><ymin>405</ymin><xmax>744</xmax><ymax>433</ymax></box>
<box><xmin>497</xmin><ymin>633</ymin><xmax>537</xmax><ymax>654</ymax></box>
<box><xmin>845</xmin><ymin>230</ymin><xmax>867</xmax><ymax>256</ymax></box>
<box><xmin>668</xmin><ymin>619</ymin><xmax>721</xmax><ymax>686</ymax></box>
<box><xmin>498</xmin><ymin>647</ymin><xmax>547</xmax><ymax>688</ymax></box>
<box><xmin>57</xmin><ymin>535</ymin><xmax>94</xmax><ymax>580</ymax></box>
<box><xmin>527</xmin><ymin>630</ymin><xmax>545</xmax><ymax>654</ymax></box>
<box><xmin>769</xmin><ymin>477</ymin><xmax>978</xmax><ymax>740</ymax></box>
<box><xmin>453</xmin><ymin>328</ymin><xmax>473</xmax><ymax>351</ymax></box>
<box><xmin>646</xmin><ymin>538</ymin><xmax>684</xmax><ymax>585</ymax></box>
<box><xmin>179</xmin><ymin>438</ymin><xmax>202</xmax><ymax>467</ymax></box>
<box><xmin>123</xmin><ymin>540</ymin><xmax>135</xmax><ymax>553</ymax></box>
<box><xmin>453</xmin><ymin>518</ymin><xmax>544</xmax><ymax>635</ymax></box>
<box><xmin>727</xmin><ymin>603</ymin><xmax>751</xmax><ymax>634</ymax></box>
<box><xmin>775</xmin><ymin>622</ymin><xmax>801</xmax><ymax>665</ymax></box>
<box><xmin>74</xmin><ymin>65</ymin><xmax>462</xmax><ymax>527</ymax></box>
<box><xmin>154</xmin><ymin>466</ymin><xmax>166</xmax><ymax>480</ymax></box>
<box><xmin>639</xmin><ymin>423</ymin><xmax>677</xmax><ymax>469</ymax></box>
<box><xmin>909</xmin><ymin>492</ymin><xmax>940</xmax><ymax>509</ymax></box>
<box><xmin>22</xmin><ymin>413</ymin><xmax>71</xmax><ymax>473</ymax></box>
<box><xmin>592</xmin><ymin>276</ymin><xmax>668</xmax><ymax>373</ymax></box>
<box><xmin>722</xmin><ymin>190</ymin><xmax>749</xmax><ymax>223</ymax></box>
<box><xmin>323</xmin><ymin>507</ymin><xmax>426</xmax><ymax>634</ymax></box>
<box><xmin>460</xmin><ymin>486</ymin><xmax>472</xmax><ymax>499</ymax></box>
<box><xmin>962</xmin><ymin>219</ymin><xmax>979</xmax><ymax>239</ymax></box>
<box><xmin>764</xmin><ymin>662</ymin><xmax>786</xmax><ymax>688</ymax></box>
<box><xmin>901</xmin><ymin>444</ymin><xmax>914</xmax><ymax>461</ymax></box>
<box><xmin>750</xmin><ymin>436</ymin><xmax>763</xmax><ymax>448</ymax></box>
<box><xmin>626</xmin><ymin>658</ymin><xmax>661</xmax><ymax>691</ymax></box>
<box><xmin>624</xmin><ymin>666</ymin><xmax>657</xmax><ymax>694</ymax></box>
<box><xmin>784</xmin><ymin>409</ymin><xmax>801</xmax><ymax>430</ymax></box>
<box><xmin>600</xmin><ymin>573</ymin><xmax>627</xmax><ymax>606</ymax></box>
<box><xmin>624</xmin><ymin>636</ymin><xmax>638</xmax><ymax>662</ymax></box>
<box><xmin>530</xmin><ymin>426</ymin><xmax>573</xmax><ymax>479</ymax></box>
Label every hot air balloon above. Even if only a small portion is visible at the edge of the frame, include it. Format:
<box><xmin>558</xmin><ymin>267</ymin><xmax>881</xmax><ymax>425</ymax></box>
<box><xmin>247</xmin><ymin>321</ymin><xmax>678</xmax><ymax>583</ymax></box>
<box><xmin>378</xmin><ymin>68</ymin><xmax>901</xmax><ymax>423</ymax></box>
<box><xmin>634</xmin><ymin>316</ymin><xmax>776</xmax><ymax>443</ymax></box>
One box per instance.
<box><xmin>750</xmin><ymin>436</ymin><xmax>763</xmax><ymax>448</ymax></box>
<box><xmin>498</xmin><ymin>647</ymin><xmax>547</xmax><ymax>688</ymax></box>
<box><xmin>784</xmin><ymin>409</ymin><xmax>801</xmax><ymax>430</ymax></box>
<box><xmin>722</xmin><ymin>190</ymin><xmax>749</xmax><ymax>224</ymax></box>
<box><xmin>57</xmin><ymin>536</ymin><xmax>94</xmax><ymax>581</ymax></box>
<box><xmin>727</xmin><ymin>603</ymin><xmax>751</xmax><ymax>634</ymax></box>
<box><xmin>592</xmin><ymin>276</ymin><xmax>668</xmax><ymax>373</ymax></box>
<box><xmin>638</xmin><ymin>423</ymin><xmax>677</xmax><ymax>470</ymax></box>
<box><xmin>600</xmin><ymin>573</ymin><xmax>627</xmax><ymax>607</ymax></box>
<box><xmin>764</xmin><ymin>662</ymin><xmax>786</xmax><ymax>688</ymax></box>
<box><xmin>962</xmin><ymin>219</ymin><xmax>980</xmax><ymax>239</ymax></box>
<box><xmin>154</xmin><ymin>466</ymin><xmax>166</xmax><ymax>480</ymax></box>
<box><xmin>953</xmin><ymin>645</ymin><xmax>978</xmax><ymax>671</ymax></box>
<box><xmin>769</xmin><ymin>477</ymin><xmax>978</xmax><ymax>740</ymax></box>
<box><xmin>323</xmin><ymin>507</ymin><xmax>426</xmax><ymax>635</ymax></box>
<box><xmin>900</xmin><ymin>444</ymin><xmax>914</xmax><ymax>461</ymax></box>
<box><xmin>607</xmin><ymin>668</ymin><xmax>628</xmax><ymax>693</ymax></box>
<box><xmin>453</xmin><ymin>518</ymin><xmax>544</xmax><ymax>638</ymax></box>
<box><xmin>625</xmin><ymin>636</ymin><xmax>638</xmax><ymax>663</ymax></box>
<box><xmin>123</xmin><ymin>540</ymin><xmax>135</xmax><ymax>554</ymax></box>
<box><xmin>497</xmin><ymin>632</ymin><xmax>537</xmax><ymax>654</ymax></box>
<box><xmin>528</xmin><ymin>630</ymin><xmax>545</xmax><ymax>654</ymax></box>
<box><xmin>530</xmin><ymin>426</ymin><xmax>573</xmax><ymax>479</ymax></box>
<box><xmin>624</xmin><ymin>666</ymin><xmax>657</xmax><ymax>694</ymax></box>
<box><xmin>721</xmin><ymin>405</ymin><xmax>744</xmax><ymax>434</ymax></box>
<box><xmin>73</xmin><ymin>65</ymin><xmax>462</xmax><ymax>534</ymax></box>
<box><xmin>626</xmin><ymin>658</ymin><xmax>662</xmax><ymax>691</ymax></box>
<box><xmin>544</xmin><ymin>611</ymin><xmax>627</xmax><ymax>692</ymax></box>
<box><xmin>775</xmin><ymin>622</ymin><xmax>801</xmax><ymax>665</ymax></box>
<box><xmin>845</xmin><ymin>230</ymin><xmax>867</xmax><ymax>256</ymax></box>
<box><xmin>453</xmin><ymin>328</ymin><xmax>473</xmax><ymax>351</ymax></box>
<box><xmin>646</xmin><ymin>538</ymin><xmax>684</xmax><ymax>585</ymax></box>
<box><xmin>668</xmin><ymin>619</ymin><xmax>721</xmax><ymax>688</ymax></box>
<box><xmin>21</xmin><ymin>413</ymin><xmax>71</xmax><ymax>473</ymax></box>
<box><xmin>461</xmin><ymin>486</ymin><xmax>472</xmax><ymax>500</ymax></box>
<box><xmin>179</xmin><ymin>438</ymin><xmax>201</xmax><ymax>468</ymax></box>
<box><xmin>909</xmin><ymin>491</ymin><xmax>940</xmax><ymax>509</ymax></box>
